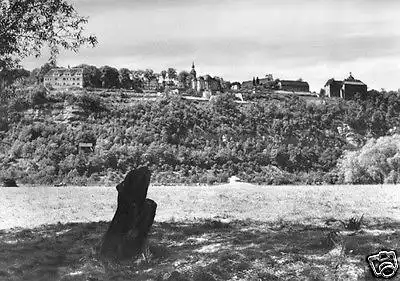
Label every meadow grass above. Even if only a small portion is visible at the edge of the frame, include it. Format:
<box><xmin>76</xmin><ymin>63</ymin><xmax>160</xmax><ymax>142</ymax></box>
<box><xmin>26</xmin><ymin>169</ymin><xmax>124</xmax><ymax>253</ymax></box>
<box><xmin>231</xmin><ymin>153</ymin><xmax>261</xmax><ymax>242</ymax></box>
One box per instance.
<box><xmin>0</xmin><ymin>183</ymin><xmax>399</xmax><ymax>229</ymax></box>
<box><xmin>0</xmin><ymin>184</ymin><xmax>399</xmax><ymax>280</ymax></box>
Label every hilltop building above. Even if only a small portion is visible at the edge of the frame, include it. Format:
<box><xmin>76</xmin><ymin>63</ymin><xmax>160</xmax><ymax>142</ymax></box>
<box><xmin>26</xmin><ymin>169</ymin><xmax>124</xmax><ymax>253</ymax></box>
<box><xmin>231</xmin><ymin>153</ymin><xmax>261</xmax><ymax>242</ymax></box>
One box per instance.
<box><xmin>242</xmin><ymin>74</ymin><xmax>275</xmax><ymax>89</ymax></box>
<box><xmin>324</xmin><ymin>73</ymin><xmax>367</xmax><ymax>100</ymax></box>
<box><xmin>43</xmin><ymin>67</ymin><xmax>83</xmax><ymax>88</ymax></box>
<box><xmin>276</xmin><ymin>80</ymin><xmax>310</xmax><ymax>92</ymax></box>
<box><xmin>190</xmin><ymin>62</ymin><xmax>221</xmax><ymax>94</ymax></box>
<box><xmin>242</xmin><ymin>74</ymin><xmax>310</xmax><ymax>92</ymax></box>
<box><xmin>230</xmin><ymin>82</ymin><xmax>241</xmax><ymax>91</ymax></box>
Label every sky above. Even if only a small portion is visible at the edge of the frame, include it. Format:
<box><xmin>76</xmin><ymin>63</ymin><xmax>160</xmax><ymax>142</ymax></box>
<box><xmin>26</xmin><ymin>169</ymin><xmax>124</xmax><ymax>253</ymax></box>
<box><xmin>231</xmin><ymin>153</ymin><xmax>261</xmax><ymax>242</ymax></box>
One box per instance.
<box><xmin>22</xmin><ymin>0</ymin><xmax>400</xmax><ymax>92</ymax></box>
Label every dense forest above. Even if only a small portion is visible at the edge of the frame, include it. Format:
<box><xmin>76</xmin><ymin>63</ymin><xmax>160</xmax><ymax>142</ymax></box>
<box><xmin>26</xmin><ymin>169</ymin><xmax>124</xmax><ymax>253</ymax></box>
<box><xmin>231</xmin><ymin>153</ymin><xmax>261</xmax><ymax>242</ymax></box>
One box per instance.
<box><xmin>1</xmin><ymin>86</ymin><xmax>400</xmax><ymax>186</ymax></box>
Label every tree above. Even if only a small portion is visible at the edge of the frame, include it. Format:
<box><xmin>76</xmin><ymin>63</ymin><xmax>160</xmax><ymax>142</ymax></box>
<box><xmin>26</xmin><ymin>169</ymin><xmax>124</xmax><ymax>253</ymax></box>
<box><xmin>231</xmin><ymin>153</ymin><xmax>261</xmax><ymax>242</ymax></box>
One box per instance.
<box><xmin>0</xmin><ymin>0</ymin><xmax>97</xmax><ymax>70</ymax></box>
<box><xmin>119</xmin><ymin>68</ymin><xmax>132</xmax><ymax>89</ymax></box>
<box><xmin>131</xmin><ymin>70</ymin><xmax>146</xmax><ymax>90</ymax></box>
<box><xmin>77</xmin><ymin>64</ymin><xmax>101</xmax><ymax>88</ymax></box>
<box><xmin>100</xmin><ymin>66</ymin><xmax>119</xmax><ymax>88</ymax></box>
<box><xmin>178</xmin><ymin>71</ymin><xmax>190</xmax><ymax>89</ymax></box>
<box><xmin>167</xmin><ymin>68</ymin><xmax>177</xmax><ymax>83</ymax></box>
<box><xmin>132</xmin><ymin>77</ymin><xmax>143</xmax><ymax>91</ymax></box>
<box><xmin>0</xmin><ymin>67</ymin><xmax>30</xmax><ymax>89</ymax></box>
<box><xmin>31</xmin><ymin>62</ymin><xmax>56</xmax><ymax>84</ymax></box>
<box><xmin>214</xmin><ymin>76</ymin><xmax>230</xmax><ymax>92</ymax></box>
<box><xmin>338</xmin><ymin>135</ymin><xmax>400</xmax><ymax>184</ymax></box>
<box><xmin>160</xmin><ymin>70</ymin><xmax>167</xmax><ymax>85</ymax></box>
<box><xmin>222</xmin><ymin>80</ymin><xmax>231</xmax><ymax>92</ymax></box>
<box><xmin>143</xmin><ymin>69</ymin><xmax>156</xmax><ymax>88</ymax></box>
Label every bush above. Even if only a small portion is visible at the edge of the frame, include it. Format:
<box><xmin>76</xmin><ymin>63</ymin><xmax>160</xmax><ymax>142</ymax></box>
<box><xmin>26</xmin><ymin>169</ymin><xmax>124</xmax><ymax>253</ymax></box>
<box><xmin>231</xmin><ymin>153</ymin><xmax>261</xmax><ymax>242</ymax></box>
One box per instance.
<box><xmin>30</xmin><ymin>86</ymin><xmax>48</xmax><ymax>105</ymax></box>
<box><xmin>337</xmin><ymin>134</ymin><xmax>400</xmax><ymax>184</ymax></box>
<box><xmin>78</xmin><ymin>92</ymin><xmax>106</xmax><ymax>112</ymax></box>
<box><xmin>7</xmin><ymin>88</ymin><xmax>30</xmax><ymax>111</ymax></box>
<box><xmin>385</xmin><ymin>170</ymin><xmax>400</xmax><ymax>184</ymax></box>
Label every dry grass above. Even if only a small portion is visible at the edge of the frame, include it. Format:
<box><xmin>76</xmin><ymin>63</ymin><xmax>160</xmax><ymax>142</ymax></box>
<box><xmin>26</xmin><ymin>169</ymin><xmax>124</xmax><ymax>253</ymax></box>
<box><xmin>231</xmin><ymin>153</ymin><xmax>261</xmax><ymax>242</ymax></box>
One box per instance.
<box><xmin>0</xmin><ymin>184</ymin><xmax>400</xmax><ymax>280</ymax></box>
<box><xmin>1</xmin><ymin>220</ymin><xmax>399</xmax><ymax>280</ymax></box>
<box><xmin>1</xmin><ymin>184</ymin><xmax>400</xmax><ymax>229</ymax></box>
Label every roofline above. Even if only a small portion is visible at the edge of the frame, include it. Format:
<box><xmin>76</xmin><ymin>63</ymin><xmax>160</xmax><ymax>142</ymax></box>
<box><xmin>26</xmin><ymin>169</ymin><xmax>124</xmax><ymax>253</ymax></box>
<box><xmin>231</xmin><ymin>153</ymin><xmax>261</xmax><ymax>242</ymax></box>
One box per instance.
<box><xmin>343</xmin><ymin>81</ymin><xmax>366</xmax><ymax>85</ymax></box>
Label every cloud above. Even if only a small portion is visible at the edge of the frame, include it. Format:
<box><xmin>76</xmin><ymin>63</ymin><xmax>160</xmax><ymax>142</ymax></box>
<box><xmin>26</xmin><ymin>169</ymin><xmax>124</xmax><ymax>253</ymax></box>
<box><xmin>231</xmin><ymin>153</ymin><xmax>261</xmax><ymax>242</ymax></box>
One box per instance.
<box><xmin>22</xmin><ymin>0</ymin><xmax>400</xmax><ymax>91</ymax></box>
<box><xmin>68</xmin><ymin>31</ymin><xmax>400</xmax><ymax>67</ymax></box>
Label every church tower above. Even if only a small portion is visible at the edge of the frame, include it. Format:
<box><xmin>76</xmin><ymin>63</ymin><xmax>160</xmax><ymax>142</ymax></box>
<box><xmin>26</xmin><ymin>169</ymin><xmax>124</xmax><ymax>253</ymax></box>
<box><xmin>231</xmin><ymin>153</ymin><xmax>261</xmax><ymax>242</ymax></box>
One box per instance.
<box><xmin>190</xmin><ymin>62</ymin><xmax>197</xmax><ymax>78</ymax></box>
<box><xmin>190</xmin><ymin>62</ymin><xmax>197</xmax><ymax>91</ymax></box>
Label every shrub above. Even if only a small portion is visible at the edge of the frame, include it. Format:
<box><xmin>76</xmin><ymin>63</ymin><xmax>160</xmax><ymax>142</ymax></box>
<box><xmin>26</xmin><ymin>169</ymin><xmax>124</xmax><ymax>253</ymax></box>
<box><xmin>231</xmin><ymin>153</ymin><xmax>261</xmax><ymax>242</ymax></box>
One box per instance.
<box><xmin>78</xmin><ymin>92</ymin><xmax>106</xmax><ymax>112</ymax></box>
<box><xmin>385</xmin><ymin>170</ymin><xmax>400</xmax><ymax>184</ymax></box>
<box><xmin>7</xmin><ymin>89</ymin><xmax>30</xmax><ymax>111</ymax></box>
<box><xmin>337</xmin><ymin>134</ymin><xmax>400</xmax><ymax>184</ymax></box>
<box><xmin>30</xmin><ymin>86</ymin><xmax>48</xmax><ymax>105</ymax></box>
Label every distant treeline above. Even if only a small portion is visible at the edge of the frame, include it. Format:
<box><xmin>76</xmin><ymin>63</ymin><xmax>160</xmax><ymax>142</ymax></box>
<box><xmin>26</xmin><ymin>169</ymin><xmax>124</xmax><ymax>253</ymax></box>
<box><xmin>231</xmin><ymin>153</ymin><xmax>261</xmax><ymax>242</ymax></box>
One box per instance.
<box><xmin>1</xmin><ymin>86</ymin><xmax>400</xmax><ymax>185</ymax></box>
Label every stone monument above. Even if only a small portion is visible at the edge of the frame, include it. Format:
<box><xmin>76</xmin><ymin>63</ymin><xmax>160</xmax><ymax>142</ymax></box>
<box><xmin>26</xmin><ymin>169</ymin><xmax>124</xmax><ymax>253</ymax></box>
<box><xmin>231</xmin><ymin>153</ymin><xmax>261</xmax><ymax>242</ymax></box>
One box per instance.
<box><xmin>100</xmin><ymin>167</ymin><xmax>157</xmax><ymax>260</ymax></box>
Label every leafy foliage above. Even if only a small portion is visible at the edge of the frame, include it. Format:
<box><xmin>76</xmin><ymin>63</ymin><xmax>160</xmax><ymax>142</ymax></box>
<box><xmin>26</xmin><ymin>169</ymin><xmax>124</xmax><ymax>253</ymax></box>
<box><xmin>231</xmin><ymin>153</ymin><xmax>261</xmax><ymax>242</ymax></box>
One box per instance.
<box><xmin>119</xmin><ymin>68</ymin><xmax>132</xmax><ymax>90</ymax></box>
<box><xmin>0</xmin><ymin>0</ymin><xmax>97</xmax><ymax>69</ymax></box>
<box><xmin>0</xmin><ymin>67</ymin><xmax>29</xmax><ymax>87</ymax></box>
<box><xmin>1</xmin><ymin>88</ymin><xmax>400</xmax><ymax>185</ymax></box>
<box><xmin>338</xmin><ymin>134</ymin><xmax>400</xmax><ymax>184</ymax></box>
<box><xmin>78</xmin><ymin>64</ymin><xmax>102</xmax><ymax>88</ymax></box>
<box><xmin>100</xmin><ymin>66</ymin><xmax>120</xmax><ymax>89</ymax></box>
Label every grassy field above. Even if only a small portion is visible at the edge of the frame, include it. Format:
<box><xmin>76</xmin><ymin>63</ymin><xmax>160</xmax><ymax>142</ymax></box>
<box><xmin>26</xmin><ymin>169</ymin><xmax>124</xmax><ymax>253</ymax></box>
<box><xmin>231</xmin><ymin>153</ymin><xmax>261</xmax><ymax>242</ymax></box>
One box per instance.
<box><xmin>0</xmin><ymin>184</ymin><xmax>399</xmax><ymax>280</ymax></box>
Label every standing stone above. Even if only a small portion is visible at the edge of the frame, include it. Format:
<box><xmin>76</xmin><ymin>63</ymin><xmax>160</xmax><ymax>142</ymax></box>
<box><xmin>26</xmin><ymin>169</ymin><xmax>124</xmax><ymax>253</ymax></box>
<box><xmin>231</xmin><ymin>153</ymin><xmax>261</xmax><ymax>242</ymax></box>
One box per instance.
<box><xmin>2</xmin><ymin>178</ymin><xmax>17</xmax><ymax>187</ymax></box>
<box><xmin>100</xmin><ymin>167</ymin><xmax>157</xmax><ymax>260</ymax></box>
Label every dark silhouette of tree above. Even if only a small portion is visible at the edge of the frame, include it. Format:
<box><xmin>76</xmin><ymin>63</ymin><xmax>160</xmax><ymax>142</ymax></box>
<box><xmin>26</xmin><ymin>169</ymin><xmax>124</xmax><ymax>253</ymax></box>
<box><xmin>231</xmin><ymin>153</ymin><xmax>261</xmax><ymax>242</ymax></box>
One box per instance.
<box><xmin>222</xmin><ymin>81</ymin><xmax>231</xmax><ymax>91</ymax></box>
<box><xmin>167</xmin><ymin>68</ymin><xmax>177</xmax><ymax>82</ymax></box>
<box><xmin>100</xmin><ymin>66</ymin><xmax>119</xmax><ymax>89</ymax></box>
<box><xmin>77</xmin><ymin>64</ymin><xmax>101</xmax><ymax>88</ymax></box>
<box><xmin>0</xmin><ymin>67</ymin><xmax>30</xmax><ymax>89</ymax></box>
<box><xmin>119</xmin><ymin>68</ymin><xmax>132</xmax><ymax>89</ymax></box>
<box><xmin>161</xmin><ymin>70</ymin><xmax>167</xmax><ymax>81</ymax></box>
<box><xmin>143</xmin><ymin>69</ymin><xmax>156</xmax><ymax>88</ymax></box>
<box><xmin>178</xmin><ymin>71</ymin><xmax>190</xmax><ymax>89</ymax></box>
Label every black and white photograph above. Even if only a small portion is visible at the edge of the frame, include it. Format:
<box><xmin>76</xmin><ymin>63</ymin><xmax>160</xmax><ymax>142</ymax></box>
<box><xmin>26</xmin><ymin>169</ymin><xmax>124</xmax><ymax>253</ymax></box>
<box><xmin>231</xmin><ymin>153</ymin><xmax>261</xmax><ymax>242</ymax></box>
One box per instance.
<box><xmin>1</xmin><ymin>0</ymin><xmax>400</xmax><ymax>280</ymax></box>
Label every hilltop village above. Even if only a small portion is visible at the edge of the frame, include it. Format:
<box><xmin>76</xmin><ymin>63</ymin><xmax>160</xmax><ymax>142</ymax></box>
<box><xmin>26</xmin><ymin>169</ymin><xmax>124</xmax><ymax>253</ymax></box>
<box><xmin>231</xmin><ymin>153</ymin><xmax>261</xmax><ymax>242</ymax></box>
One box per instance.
<box><xmin>37</xmin><ymin>62</ymin><xmax>368</xmax><ymax>101</ymax></box>
<box><xmin>1</xmin><ymin>59</ymin><xmax>400</xmax><ymax>188</ymax></box>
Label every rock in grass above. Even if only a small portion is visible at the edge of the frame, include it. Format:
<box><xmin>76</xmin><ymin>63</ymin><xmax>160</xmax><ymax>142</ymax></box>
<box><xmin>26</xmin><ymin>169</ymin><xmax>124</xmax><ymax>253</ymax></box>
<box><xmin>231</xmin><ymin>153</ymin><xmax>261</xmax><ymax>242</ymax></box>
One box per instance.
<box><xmin>100</xmin><ymin>167</ymin><xmax>157</xmax><ymax>260</ymax></box>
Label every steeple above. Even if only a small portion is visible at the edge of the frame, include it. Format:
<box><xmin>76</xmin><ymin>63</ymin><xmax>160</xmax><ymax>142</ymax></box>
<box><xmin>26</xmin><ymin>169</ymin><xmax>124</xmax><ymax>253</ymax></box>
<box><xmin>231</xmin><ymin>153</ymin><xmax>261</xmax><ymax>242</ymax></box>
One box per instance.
<box><xmin>190</xmin><ymin>61</ymin><xmax>197</xmax><ymax>78</ymax></box>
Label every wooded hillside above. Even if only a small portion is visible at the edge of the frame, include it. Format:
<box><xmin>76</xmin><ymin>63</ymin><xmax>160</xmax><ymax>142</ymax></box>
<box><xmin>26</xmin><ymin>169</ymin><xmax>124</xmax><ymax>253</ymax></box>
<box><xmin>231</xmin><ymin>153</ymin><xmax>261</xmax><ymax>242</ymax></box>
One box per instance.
<box><xmin>1</xmin><ymin>87</ymin><xmax>400</xmax><ymax>185</ymax></box>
